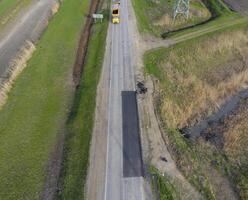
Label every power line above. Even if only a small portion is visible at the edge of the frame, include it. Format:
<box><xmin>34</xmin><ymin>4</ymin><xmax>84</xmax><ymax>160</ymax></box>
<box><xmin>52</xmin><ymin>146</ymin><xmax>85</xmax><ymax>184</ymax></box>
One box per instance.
<box><xmin>173</xmin><ymin>0</ymin><xmax>190</xmax><ymax>21</ymax></box>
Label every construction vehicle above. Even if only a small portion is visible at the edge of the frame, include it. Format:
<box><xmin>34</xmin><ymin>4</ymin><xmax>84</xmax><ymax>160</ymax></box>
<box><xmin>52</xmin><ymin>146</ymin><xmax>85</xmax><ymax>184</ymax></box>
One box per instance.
<box><xmin>112</xmin><ymin>2</ymin><xmax>120</xmax><ymax>24</ymax></box>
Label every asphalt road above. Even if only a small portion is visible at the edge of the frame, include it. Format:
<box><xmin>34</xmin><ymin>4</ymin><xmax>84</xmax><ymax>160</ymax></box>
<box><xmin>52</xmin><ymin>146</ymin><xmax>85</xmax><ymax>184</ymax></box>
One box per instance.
<box><xmin>122</xmin><ymin>91</ymin><xmax>143</xmax><ymax>178</ymax></box>
<box><xmin>0</xmin><ymin>0</ymin><xmax>56</xmax><ymax>83</ymax></box>
<box><xmin>103</xmin><ymin>0</ymin><xmax>145</xmax><ymax>199</ymax></box>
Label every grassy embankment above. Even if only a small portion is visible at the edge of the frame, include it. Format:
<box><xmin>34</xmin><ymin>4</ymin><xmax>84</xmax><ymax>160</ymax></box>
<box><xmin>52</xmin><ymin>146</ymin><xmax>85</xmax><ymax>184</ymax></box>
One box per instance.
<box><xmin>132</xmin><ymin>0</ymin><xmax>211</xmax><ymax>37</ymax></box>
<box><xmin>0</xmin><ymin>0</ymin><xmax>32</xmax><ymax>29</ymax></box>
<box><xmin>145</xmin><ymin>25</ymin><xmax>248</xmax><ymax>199</ymax></box>
<box><xmin>169</xmin><ymin>0</ymin><xmax>248</xmax><ymax>40</ymax></box>
<box><xmin>0</xmin><ymin>0</ymin><xmax>90</xmax><ymax>199</ymax></box>
<box><xmin>57</xmin><ymin>8</ymin><xmax>109</xmax><ymax>199</ymax></box>
<box><xmin>132</xmin><ymin>0</ymin><xmax>247</xmax><ymax>38</ymax></box>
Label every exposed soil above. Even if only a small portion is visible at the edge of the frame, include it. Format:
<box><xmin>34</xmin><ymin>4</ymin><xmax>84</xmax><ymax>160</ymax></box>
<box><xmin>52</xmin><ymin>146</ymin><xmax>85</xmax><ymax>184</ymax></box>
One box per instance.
<box><xmin>72</xmin><ymin>0</ymin><xmax>100</xmax><ymax>87</ymax></box>
<box><xmin>223</xmin><ymin>0</ymin><xmax>248</xmax><ymax>13</ymax></box>
<box><xmin>41</xmin><ymin>128</ymin><xmax>67</xmax><ymax>200</ymax></box>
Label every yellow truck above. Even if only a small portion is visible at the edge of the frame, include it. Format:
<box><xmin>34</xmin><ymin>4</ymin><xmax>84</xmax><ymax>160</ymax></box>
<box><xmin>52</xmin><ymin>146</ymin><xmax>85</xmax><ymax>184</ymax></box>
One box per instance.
<box><xmin>112</xmin><ymin>3</ymin><xmax>120</xmax><ymax>24</ymax></box>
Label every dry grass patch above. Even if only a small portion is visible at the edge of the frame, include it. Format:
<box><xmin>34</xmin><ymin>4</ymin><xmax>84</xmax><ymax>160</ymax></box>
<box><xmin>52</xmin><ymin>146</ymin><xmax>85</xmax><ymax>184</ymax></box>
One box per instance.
<box><xmin>154</xmin><ymin>0</ymin><xmax>211</xmax><ymax>30</ymax></box>
<box><xmin>146</xmin><ymin>28</ymin><xmax>248</xmax><ymax>128</ymax></box>
<box><xmin>132</xmin><ymin>0</ymin><xmax>211</xmax><ymax>36</ymax></box>
<box><xmin>0</xmin><ymin>40</ymin><xmax>35</xmax><ymax>108</ymax></box>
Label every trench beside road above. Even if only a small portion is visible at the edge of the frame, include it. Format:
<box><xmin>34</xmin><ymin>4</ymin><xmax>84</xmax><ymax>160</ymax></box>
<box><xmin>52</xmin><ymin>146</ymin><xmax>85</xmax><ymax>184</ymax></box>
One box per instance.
<box><xmin>0</xmin><ymin>0</ymin><xmax>56</xmax><ymax>83</ymax></box>
<box><xmin>87</xmin><ymin>0</ymin><xmax>146</xmax><ymax>199</ymax></box>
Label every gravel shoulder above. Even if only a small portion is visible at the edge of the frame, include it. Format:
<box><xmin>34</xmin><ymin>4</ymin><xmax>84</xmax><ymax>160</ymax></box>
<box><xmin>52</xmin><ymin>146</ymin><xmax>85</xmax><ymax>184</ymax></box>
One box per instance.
<box><xmin>86</xmin><ymin>23</ymin><xmax>111</xmax><ymax>200</ymax></box>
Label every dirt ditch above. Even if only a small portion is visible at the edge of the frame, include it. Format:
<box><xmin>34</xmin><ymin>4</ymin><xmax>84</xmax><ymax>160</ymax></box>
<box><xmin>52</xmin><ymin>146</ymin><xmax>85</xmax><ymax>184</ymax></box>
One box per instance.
<box><xmin>72</xmin><ymin>0</ymin><xmax>100</xmax><ymax>87</ymax></box>
<box><xmin>202</xmin><ymin>97</ymin><xmax>248</xmax><ymax>149</ymax></box>
<box><xmin>181</xmin><ymin>88</ymin><xmax>248</xmax><ymax>140</ymax></box>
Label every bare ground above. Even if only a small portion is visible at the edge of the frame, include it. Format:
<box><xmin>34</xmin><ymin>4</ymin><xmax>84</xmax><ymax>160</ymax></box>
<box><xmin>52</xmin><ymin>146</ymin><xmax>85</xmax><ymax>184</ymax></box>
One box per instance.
<box><xmin>86</xmin><ymin>24</ymin><xmax>110</xmax><ymax>200</ymax></box>
<box><xmin>137</xmin><ymin>77</ymin><xmax>204</xmax><ymax>200</ymax></box>
<box><xmin>72</xmin><ymin>0</ymin><xmax>100</xmax><ymax>86</ymax></box>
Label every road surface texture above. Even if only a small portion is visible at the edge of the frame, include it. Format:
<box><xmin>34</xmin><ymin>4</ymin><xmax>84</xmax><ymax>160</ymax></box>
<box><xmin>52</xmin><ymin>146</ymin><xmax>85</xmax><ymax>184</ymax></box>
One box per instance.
<box><xmin>0</xmin><ymin>0</ymin><xmax>57</xmax><ymax>84</ymax></box>
<box><xmin>86</xmin><ymin>0</ymin><xmax>148</xmax><ymax>199</ymax></box>
<box><xmin>122</xmin><ymin>91</ymin><xmax>143</xmax><ymax>178</ymax></box>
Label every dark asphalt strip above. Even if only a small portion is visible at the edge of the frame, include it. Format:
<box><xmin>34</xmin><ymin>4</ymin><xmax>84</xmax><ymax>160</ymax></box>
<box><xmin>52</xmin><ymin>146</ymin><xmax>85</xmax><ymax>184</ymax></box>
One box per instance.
<box><xmin>122</xmin><ymin>91</ymin><xmax>144</xmax><ymax>178</ymax></box>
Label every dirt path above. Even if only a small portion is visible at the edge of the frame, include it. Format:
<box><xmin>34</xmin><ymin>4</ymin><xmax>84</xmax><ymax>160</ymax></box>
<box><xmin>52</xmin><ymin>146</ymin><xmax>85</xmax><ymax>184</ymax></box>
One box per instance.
<box><xmin>86</xmin><ymin>23</ymin><xmax>110</xmax><ymax>200</ymax></box>
<box><xmin>141</xmin><ymin>16</ymin><xmax>248</xmax><ymax>51</ymax></box>
<box><xmin>0</xmin><ymin>0</ymin><xmax>57</xmax><ymax>84</ymax></box>
<box><xmin>72</xmin><ymin>0</ymin><xmax>100</xmax><ymax>86</ymax></box>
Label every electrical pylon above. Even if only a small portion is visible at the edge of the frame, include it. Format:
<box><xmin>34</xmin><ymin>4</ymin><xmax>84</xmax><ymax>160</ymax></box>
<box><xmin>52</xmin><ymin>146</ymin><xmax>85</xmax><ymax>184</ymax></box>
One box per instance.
<box><xmin>173</xmin><ymin>0</ymin><xmax>190</xmax><ymax>21</ymax></box>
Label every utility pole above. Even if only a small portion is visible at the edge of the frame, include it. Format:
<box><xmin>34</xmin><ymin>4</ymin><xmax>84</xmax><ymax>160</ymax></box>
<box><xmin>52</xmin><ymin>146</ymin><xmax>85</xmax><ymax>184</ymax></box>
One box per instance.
<box><xmin>173</xmin><ymin>0</ymin><xmax>190</xmax><ymax>21</ymax></box>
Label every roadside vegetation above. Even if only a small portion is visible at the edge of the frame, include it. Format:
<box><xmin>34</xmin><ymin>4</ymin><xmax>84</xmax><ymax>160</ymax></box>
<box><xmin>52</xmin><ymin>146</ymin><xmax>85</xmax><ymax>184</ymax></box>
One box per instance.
<box><xmin>150</xmin><ymin>167</ymin><xmax>179</xmax><ymax>200</ymax></box>
<box><xmin>145</xmin><ymin>25</ymin><xmax>248</xmax><ymax>199</ymax></box>
<box><xmin>57</xmin><ymin>8</ymin><xmax>109</xmax><ymax>199</ymax></box>
<box><xmin>0</xmin><ymin>0</ymin><xmax>32</xmax><ymax>29</ymax></box>
<box><xmin>0</xmin><ymin>0</ymin><xmax>90</xmax><ymax>199</ymax></box>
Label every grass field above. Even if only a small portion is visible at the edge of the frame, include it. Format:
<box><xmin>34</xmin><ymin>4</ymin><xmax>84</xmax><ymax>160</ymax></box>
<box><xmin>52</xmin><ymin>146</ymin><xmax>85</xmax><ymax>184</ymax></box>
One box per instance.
<box><xmin>131</xmin><ymin>0</ymin><xmax>245</xmax><ymax>38</ymax></box>
<box><xmin>0</xmin><ymin>0</ymin><xmax>90</xmax><ymax>199</ymax></box>
<box><xmin>0</xmin><ymin>0</ymin><xmax>32</xmax><ymax>28</ymax></box>
<box><xmin>145</xmin><ymin>25</ymin><xmax>248</xmax><ymax>129</ymax></box>
<box><xmin>57</xmin><ymin>9</ymin><xmax>109</xmax><ymax>199</ymax></box>
<box><xmin>145</xmin><ymin>25</ymin><xmax>248</xmax><ymax>199</ymax></box>
<box><xmin>132</xmin><ymin>0</ymin><xmax>211</xmax><ymax>37</ymax></box>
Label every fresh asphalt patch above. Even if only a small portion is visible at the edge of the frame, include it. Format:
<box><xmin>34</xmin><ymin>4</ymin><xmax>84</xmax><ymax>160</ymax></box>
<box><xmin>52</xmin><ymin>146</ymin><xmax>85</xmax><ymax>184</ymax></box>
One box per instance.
<box><xmin>122</xmin><ymin>91</ymin><xmax>144</xmax><ymax>178</ymax></box>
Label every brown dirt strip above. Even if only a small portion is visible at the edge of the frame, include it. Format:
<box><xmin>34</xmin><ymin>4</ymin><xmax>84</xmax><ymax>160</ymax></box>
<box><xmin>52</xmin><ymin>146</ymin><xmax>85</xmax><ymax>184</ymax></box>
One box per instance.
<box><xmin>73</xmin><ymin>0</ymin><xmax>100</xmax><ymax>87</ymax></box>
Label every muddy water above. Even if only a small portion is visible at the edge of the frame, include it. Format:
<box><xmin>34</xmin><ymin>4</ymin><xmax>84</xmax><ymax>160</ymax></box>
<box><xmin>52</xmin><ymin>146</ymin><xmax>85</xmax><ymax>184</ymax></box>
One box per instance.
<box><xmin>183</xmin><ymin>88</ymin><xmax>248</xmax><ymax>139</ymax></box>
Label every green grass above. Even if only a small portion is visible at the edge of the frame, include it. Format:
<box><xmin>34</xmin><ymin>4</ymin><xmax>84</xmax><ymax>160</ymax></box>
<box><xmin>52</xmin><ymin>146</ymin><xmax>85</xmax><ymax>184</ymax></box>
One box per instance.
<box><xmin>0</xmin><ymin>0</ymin><xmax>89</xmax><ymax>199</ymax></box>
<box><xmin>131</xmin><ymin>0</ymin><xmax>245</xmax><ymax>38</ymax></box>
<box><xmin>56</xmin><ymin>9</ymin><xmax>109</xmax><ymax>200</ymax></box>
<box><xmin>0</xmin><ymin>0</ymin><xmax>32</xmax><ymax>28</ymax></box>
<box><xmin>150</xmin><ymin>167</ymin><xmax>179</xmax><ymax>200</ymax></box>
